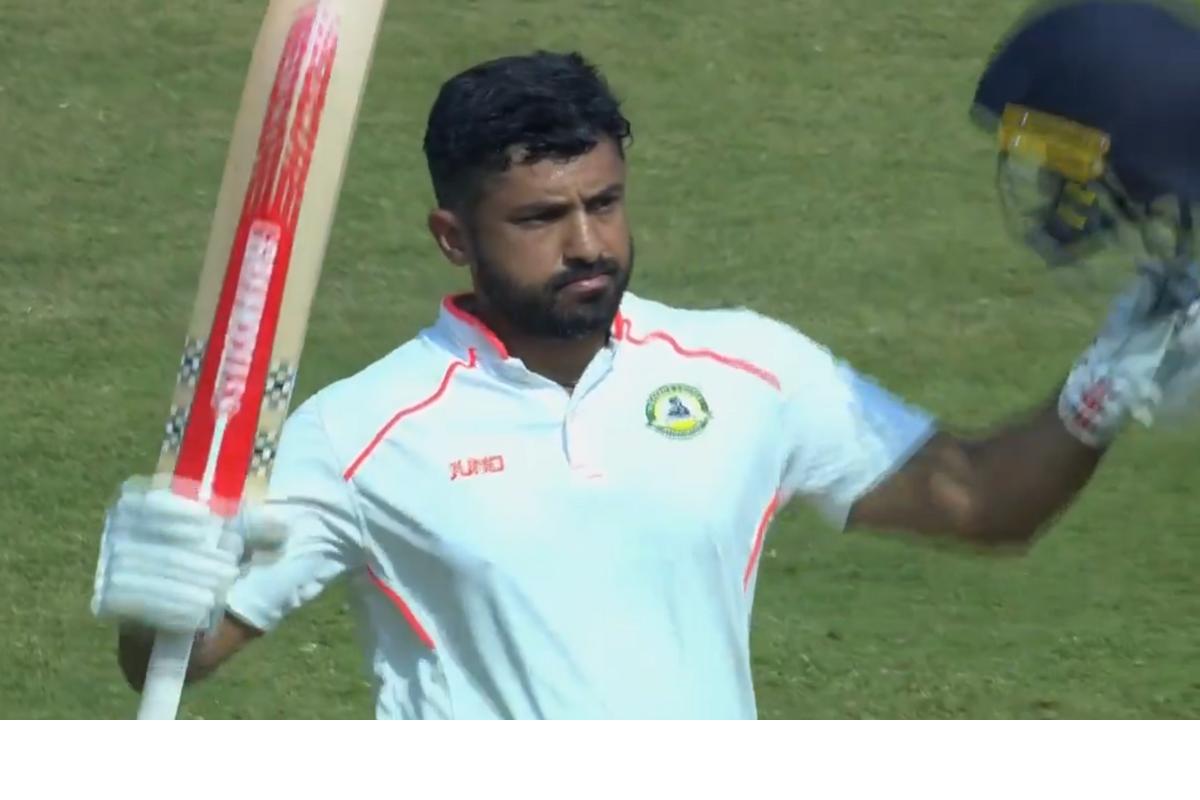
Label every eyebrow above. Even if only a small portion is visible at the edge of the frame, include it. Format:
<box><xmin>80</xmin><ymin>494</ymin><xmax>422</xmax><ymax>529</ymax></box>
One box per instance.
<box><xmin>510</xmin><ymin>182</ymin><xmax>626</xmax><ymax>217</ymax></box>
<box><xmin>587</xmin><ymin>182</ymin><xmax>625</xmax><ymax>203</ymax></box>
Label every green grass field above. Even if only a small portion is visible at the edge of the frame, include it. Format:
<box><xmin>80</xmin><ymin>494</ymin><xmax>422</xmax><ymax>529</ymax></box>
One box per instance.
<box><xmin>4</xmin><ymin>0</ymin><xmax>1200</xmax><ymax>719</ymax></box>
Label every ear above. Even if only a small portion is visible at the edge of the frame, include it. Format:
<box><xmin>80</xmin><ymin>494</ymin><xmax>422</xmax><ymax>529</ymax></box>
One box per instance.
<box><xmin>427</xmin><ymin>209</ymin><xmax>471</xmax><ymax>266</ymax></box>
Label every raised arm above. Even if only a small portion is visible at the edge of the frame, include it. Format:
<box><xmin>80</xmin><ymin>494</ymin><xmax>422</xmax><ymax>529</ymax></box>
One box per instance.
<box><xmin>92</xmin><ymin>400</ymin><xmax>366</xmax><ymax>703</ymax></box>
<box><xmin>847</xmin><ymin>399</ymin><xmax>1098</xmax><ymax>547</ymax></box>
<box><xmin>846</xmin><ymin>267</ymin><xmax>1199</xmax><ymax>547</ymax></box>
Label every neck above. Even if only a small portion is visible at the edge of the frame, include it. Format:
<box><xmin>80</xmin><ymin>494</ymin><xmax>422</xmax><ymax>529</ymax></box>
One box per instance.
<box><xmin>501</xmin><ymin>328</ymin><xmax>607</xmax><ymax>389</ymax></box>
<box><xmin>464</xmin><ymin>298</ymin><xmax>608</xmax><ymax>389</ymax></box>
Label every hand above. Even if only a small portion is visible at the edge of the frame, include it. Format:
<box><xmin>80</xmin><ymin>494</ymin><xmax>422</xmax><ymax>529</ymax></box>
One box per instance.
<box><xmin>1148</xmin><ymin>285</ymin><xmax>1200</xmax><ymax>425</ymax></box>
<box><xmin>91</xmin><ymin>478</ymin><xmax>287</xmax><ymax>634</ymax></box>
<box><xmin>1058</xmin><ymin>262</ymin><xmax>1200</xmax><ymax>447</ymax></box>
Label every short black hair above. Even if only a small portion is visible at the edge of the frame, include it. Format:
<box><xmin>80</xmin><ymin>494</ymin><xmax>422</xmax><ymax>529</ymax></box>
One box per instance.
<box><xmin>422</xmin><ymin>51</ymin><xmax>633</xmax><ymax>212</ymax></box>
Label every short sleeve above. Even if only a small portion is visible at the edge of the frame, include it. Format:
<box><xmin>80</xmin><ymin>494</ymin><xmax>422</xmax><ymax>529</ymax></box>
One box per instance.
<box><xmin>776</xmin><ymin>325</ymin><xmax>937</xmax><ymax>530</ymax></box>
<box><xmin>224</xmin><ymin>399</ymin><xmax>365</xmax><ymax>632</ymax></box>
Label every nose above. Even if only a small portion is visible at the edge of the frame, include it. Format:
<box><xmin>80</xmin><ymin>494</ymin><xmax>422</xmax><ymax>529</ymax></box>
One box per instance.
<box><xmin>563</xmin><ymin>210</ymin><xmax>603</xmax><ymax>264</ymax></box>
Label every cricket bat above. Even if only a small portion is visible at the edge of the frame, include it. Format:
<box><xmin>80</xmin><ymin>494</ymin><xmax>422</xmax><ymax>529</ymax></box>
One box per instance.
<box><xmin>137</xmin><ymin>0</ymin><xmax>388</xmax><ymax>720</ymax></box>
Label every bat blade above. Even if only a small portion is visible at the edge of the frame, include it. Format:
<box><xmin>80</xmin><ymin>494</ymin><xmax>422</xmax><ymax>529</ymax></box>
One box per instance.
<box><xmin>137</xmin><ymin>0</ymin><xmax>387</xmax><ymax>721</ymax></box>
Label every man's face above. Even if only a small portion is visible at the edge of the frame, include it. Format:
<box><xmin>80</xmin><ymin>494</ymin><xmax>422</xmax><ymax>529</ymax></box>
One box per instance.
<box><xmin>462</xmin><ymin>137</ymin><xmax>633</xmax><ymax>339</ymax></box>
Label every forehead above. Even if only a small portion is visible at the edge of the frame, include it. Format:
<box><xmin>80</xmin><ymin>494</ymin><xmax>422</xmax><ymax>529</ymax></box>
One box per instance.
<box><xmin>479</xmin><ymin>137</ymin><xmax>627</xmax><ymax>207</ymax></box>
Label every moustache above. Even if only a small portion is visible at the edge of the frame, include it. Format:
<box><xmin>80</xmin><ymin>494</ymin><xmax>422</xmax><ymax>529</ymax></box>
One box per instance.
<box><xmin>549</xmin><ymin>259</ymin><xmax>621</xmax><ymax>292</ymax></box>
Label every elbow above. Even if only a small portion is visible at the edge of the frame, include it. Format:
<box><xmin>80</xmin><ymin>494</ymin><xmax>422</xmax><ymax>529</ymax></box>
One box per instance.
<box><xmin>943</xmin><ymin>484</ymin><xmax>1042</xmax><ymax>552</ymax></box>
<box><xmin>965</xmin><ymin>519</ymin><xmax>1041</xmax><ymax>552</ymax></box>
<box><xmin>958</xmin><ymin>501</ymin><xmax>1045</xmax><ymax>552</ymax></box>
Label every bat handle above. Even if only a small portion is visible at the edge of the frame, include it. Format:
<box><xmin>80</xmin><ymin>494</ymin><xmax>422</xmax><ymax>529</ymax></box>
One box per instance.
<box><xmin>136</xmin><ymin>630</ymin><xmax>196</xmax><ymax>720</ymax></box>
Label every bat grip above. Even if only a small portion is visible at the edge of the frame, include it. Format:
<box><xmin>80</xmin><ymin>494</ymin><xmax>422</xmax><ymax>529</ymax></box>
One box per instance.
<box><xmin>136</xmin><ymin>631</ymin><xmax>196</xmax><ymax>720</ymax></box>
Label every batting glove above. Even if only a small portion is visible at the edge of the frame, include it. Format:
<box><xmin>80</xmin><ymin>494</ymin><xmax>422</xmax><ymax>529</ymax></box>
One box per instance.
<box><xmin>1059</xmin><ymin>262</ymin><xmax>1200</xmax><ymax>448</ymax></box>
<box><xmin>90</xmin><ymin>478</ymin><xmax>287</xmax><ymax>634</ymax></box>
<box><xmin>1144</xmin><ymin>293</ymin><xmax>1200</xmax><ymax>425</ymax></box>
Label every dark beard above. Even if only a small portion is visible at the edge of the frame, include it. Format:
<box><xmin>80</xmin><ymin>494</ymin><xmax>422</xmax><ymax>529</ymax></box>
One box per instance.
<box><xmin>473</xmin><ymin>239</ymin><xmax>634</xmax><ymax>340</ymax></box>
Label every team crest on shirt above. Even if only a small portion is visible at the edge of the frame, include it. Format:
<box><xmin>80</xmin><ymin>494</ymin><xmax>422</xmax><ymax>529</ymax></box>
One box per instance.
<box><xmin>645</xmin><ymin>384</ymin><xmax>711</xmax><ymax>439</ymax></box>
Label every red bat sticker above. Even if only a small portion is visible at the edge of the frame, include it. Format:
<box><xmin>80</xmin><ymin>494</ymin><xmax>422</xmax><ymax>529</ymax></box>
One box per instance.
<box><xmin>173</xmin><ymin>4</ymin><xmax>339</xmax><ymax>514</ymax></box>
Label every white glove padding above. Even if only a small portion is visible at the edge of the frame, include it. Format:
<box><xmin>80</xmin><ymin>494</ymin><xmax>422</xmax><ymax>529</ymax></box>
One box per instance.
<box><xmin>91</xmin><ymin>479</ymin><xmax>288</xmax><ymax>634</ymax></box>
<box><xmin>1059</xmin><ymin>262</ymin><xmax>1200</xmax><ymax>447</ymax></box>
<box><xmin>1144</xmin><ymin>296</ymin><xmax>1200</xmax><ymax>425</ymax></box>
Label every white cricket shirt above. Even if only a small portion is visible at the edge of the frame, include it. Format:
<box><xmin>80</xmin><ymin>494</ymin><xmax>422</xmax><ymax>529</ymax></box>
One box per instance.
<box><xmin>226</xmin><ymin>291</ymin><xmax>935</xmax><ymax>719</ymax></box>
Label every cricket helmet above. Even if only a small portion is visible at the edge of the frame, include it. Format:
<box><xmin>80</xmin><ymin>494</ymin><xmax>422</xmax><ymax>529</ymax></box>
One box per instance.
<box><xmin>971</xmin><ymin>0</ymin><xmax>1200</xmax><ymax>267</ymax></box>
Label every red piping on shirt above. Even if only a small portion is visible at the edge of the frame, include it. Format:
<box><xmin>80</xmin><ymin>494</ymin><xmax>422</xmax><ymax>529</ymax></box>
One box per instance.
<box><xmin>437</xmin><ymin>301</ymin><xmax>778</xmax><ymax>391</ymax></box>
<box><xmin>613</xmin><ymin>315</ymin><xmax>781</xmax><ymax>391</ymax></box>
<box><xmin>366</xmin><ymin>565</ymin><xmax>436</xmax><ymax>650</ymax></box>
<box><xmin>442</xmin><ymin>295</ymin><xmax>510</xmax><ymax>358</ymax></box>
<box><xmin>343</xmin><ymin>349</ymin><xmax>478</xmax><ymax>480</ymax></box>
<box><xmin>743</xmin><ymin>490</ymin><xmax>782</xmax><ymax>589</ymax></box>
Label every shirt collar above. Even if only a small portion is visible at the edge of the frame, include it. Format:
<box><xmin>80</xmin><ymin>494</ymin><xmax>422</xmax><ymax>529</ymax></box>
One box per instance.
<box><xmin>436</xmin><ymin>293</ymin><xmax>630</xmax><ymax>366</ymax></box>
<box><xmin>438</xmin><ymin>294</ymin><xmax>512</xmax><ymax>360</ymax></box>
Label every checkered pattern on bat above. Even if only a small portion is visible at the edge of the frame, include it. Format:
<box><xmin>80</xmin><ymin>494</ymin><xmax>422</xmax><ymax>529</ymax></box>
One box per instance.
<box><xmin>177</xmin><ymin>337</ymin><xmax>206</xmax><ymax>388</ymax></box>
<box><xmin>161</xmin><ymin>404</ymin><xmax>189</xmax><ymax>455</ymax></box>
<box><xmin>264</xmin><ymin>362</ymin><xmax>298</xmax><ymax>410</ymax></box>
<box><xmin>250</xmin><ymin>431</ymin><xmax>279</xmax><ymax>475</ymax></box>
